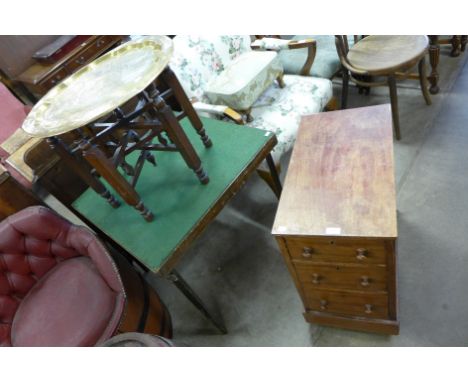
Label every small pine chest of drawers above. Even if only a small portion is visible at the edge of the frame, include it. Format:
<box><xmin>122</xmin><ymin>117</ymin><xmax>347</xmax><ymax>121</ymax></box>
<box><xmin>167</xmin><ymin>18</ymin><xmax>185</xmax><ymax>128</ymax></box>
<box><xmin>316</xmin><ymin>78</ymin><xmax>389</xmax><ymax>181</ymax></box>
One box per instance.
<box><xmin>272</xmin><ymin>105</ymin><xmax>399</xmax><ymax>335</ymax></box>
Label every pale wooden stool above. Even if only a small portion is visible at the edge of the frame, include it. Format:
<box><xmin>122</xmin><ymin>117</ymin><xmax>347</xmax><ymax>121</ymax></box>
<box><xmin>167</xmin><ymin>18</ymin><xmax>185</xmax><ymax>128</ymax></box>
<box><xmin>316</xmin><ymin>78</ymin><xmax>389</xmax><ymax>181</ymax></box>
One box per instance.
<box><xmin>336</xmin><ymin>35</ymin><xmax>431</xmax><ymax>140</ymax></box>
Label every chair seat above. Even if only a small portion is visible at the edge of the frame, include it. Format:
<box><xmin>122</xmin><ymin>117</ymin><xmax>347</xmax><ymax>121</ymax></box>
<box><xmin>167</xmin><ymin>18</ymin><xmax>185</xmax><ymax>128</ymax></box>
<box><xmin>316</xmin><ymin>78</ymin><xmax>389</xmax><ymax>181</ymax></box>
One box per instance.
<box><xmin>347</xmin><ymin>35</ymin><xmax>428</xmax><ymax>74</ymax></box>
<box><xmin>205</xmin><ymin>51</ymin><xmax>282</xmax><ymax>111</ymax></box>
<box><xmin>11</xmin><ymin>256</ymin><xmax>120</xmax><ymax>346</ymax></box>
<box><xmin>248</xmin><ymin>74</ymin><xmax>333</xmax><ymax>163</ymax></box>
<box><xmin>278</xmin><ymin>35</ymin><xmax>352</xmax><ymax>79</ymax></box>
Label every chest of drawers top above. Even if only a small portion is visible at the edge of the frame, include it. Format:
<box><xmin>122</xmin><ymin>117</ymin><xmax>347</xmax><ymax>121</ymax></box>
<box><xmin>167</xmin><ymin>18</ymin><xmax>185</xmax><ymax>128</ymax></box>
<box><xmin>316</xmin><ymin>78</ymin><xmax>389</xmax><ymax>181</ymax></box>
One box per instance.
<box><xmin>272</xmin><ymin>104</ymin><xmax>397</xmax><ymax>240</ymax></box>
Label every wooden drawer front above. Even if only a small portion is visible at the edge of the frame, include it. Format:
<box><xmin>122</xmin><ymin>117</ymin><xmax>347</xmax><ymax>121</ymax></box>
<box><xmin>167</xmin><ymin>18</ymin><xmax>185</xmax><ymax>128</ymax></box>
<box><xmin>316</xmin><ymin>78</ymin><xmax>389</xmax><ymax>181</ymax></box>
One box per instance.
<box><xmin>305</xmin><ymin>289</ymin><xmax>389</xmax><ymax>319</ymax></box>
<box><xmin>42</xmin><ymin>67</ymin><xmax>68</xmax><ymax>89</ymax></box>
<box><xmin>286</xmin><ymin>237</ymin><xmax>388</xmax><ymax>265</ymax></box>
<box><xmin>295</xmin><ymin>263</ymin><xmax>387</xmax><ymax>292</ymax></box>
<box><xmin>65</xmin><ymin>36</ymin><xmax>115</xmax><ymax>72</ymax></box>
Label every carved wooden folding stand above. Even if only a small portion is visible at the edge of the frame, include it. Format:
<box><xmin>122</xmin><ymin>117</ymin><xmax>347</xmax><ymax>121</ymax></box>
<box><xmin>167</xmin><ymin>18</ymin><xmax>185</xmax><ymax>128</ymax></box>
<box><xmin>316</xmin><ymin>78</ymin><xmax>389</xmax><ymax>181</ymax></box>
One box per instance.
<box><xmin>23</xmin><ymin>36</ymin><xmax>211</xmax><ymax>222</ymax></box>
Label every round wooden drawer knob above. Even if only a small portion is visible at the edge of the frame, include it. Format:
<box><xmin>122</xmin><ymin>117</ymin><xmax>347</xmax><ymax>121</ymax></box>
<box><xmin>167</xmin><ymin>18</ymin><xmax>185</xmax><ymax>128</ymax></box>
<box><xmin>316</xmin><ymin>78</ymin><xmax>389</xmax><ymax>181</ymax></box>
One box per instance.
<box><xmin>364</xmin><ymin>304</ymin><xmax>373</xmax><ymax>314</ymax></box>
<box><xmin>320</xmin><ymin>299</ymin><xmax>328</xmax><ymax>310</ymax></box>
<box><xmin>302</xmin><ymin>247</ymin><xmax>313</xmax><ymax>258</ymax></box>
<box><xmin>312</xmin><ymin>273</ymin><xmax>321</xmax><ymax>284</ymax></box>
<box><xmin>360</xmin><ymin>276</ymin><xmax>370</xmax><ymax>287</ymax></box>
<box><xmin>76</xmin><ymin>56</ymin><xmax>86</xmax><ymax>65</ymax></box>
<box><xmin>356</xmin><ymin>248</ymin><xmax>368</xmax><ymax>260</ymax></box>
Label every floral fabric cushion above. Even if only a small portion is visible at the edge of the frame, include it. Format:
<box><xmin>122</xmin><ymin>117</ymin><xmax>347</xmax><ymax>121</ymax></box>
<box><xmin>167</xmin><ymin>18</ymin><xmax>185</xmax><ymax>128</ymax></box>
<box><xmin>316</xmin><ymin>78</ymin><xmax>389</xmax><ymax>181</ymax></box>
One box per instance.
<box><xmin>169</xmin><ymin>35</ymin><xmax>333</xmax><ymax>165</ymax></box>
<box><xmin>170</xmin><ymin>35</ymin><xmax>252</xmax><ymax>101</ymax></box>
<box><xmin>205</xmin><ymin>51</ymin><xmax>283</xmax><ymax>111</ymax></box>
<box><xmin>278</xmin><ymin>35</ymin><xmax>354</xmax><ymax>79</ymax></box>
<box><xmin>249</xmin><ymin>74</ymin><xmax>332</xmax><ymax>164</ymax></box>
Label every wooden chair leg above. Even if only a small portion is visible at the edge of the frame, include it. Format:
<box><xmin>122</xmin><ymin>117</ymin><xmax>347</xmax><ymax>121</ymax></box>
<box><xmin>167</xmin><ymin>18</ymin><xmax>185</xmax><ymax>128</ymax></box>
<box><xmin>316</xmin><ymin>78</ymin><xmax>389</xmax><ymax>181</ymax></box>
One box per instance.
<box><xmin>388</xmin><ymin>75</ymin><xmax>401</xmax><ymax>141</ymax></box>
<box><xmin>277</xmin><ymin>73</ymin><xmax>286</xmax><ymax>88</ymax></box>
<box><xmin>450</xmin><ymin>35</ymin><xmax>461</xmax><ymax>57</ymax></box>
<box><xmin>461</xmin><ymin>36</ymin><xmax>467</xmax><ymax>52</ymax></box>
<box><xmin>418</xmin><ymin>57</ymin><xmax>432</xmax><ymax>106</ymax></box>
<box><xmin>341</xmin><ymin>67</ymin><xmax>349</xmax><ymax>109</ymax></box>
<box><xmin>245</xmin><ymin>108</ymin><xmax>254</xmax><ymax>123</ymax></box>
<box><xmin>324</xmin><ymin>97</ymin><xmax>338</xmax><ymax>111</ymax></box>
<box><xmin>428</xmin><ymin>36</ymin><xmax>440</xmax><ymax>94</ymax></box>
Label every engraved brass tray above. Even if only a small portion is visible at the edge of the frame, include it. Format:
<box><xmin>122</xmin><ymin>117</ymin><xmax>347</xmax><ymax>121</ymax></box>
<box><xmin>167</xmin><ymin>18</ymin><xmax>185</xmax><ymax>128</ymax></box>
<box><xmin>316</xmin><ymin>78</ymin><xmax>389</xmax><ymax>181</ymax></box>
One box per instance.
<box><xmin>22</xmin><ymin>36</ymin><xmax>173</xmax><ymax>138</ymax></box>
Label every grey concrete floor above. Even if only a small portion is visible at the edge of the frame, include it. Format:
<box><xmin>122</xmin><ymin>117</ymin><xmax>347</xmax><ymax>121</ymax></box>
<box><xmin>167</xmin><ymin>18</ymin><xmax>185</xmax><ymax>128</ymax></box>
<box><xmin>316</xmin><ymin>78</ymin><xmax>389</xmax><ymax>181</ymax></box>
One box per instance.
<box><xmin>146</xmin><ymin>46</ymin><xmax>468</xmax><ymax>346</ymax></box>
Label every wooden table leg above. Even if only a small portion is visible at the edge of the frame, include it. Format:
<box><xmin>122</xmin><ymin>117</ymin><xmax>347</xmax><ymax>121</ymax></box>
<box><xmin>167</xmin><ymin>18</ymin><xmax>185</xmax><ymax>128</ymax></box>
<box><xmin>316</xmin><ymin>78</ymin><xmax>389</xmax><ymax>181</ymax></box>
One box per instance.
<box><xmin>167</xmin><ymin>269</ymin><xmax>227</xmax><ymax>334</ymax></box>
<box><xmin>79</xmin><ymin>139</ymin><xmax>154</xmax><ymax>222</ymax></box>
<box><xmin>160</xmin><ymin>67</ymin><xmax>213</xmax><ymax>148</ymax></box>
<box><xmin>428</xmin><ymin>35</ymin><xmax>440</xmax><ymax>94</ymax></box>
<box><xmin>150</xmin><ymin>89</ymin><xmax>209</xmax><ymax>185</ymax></box>
<box><xmin>48</xmin><ymin>137</ymin><xmax>121</xmax><ymax>208</ymax></box>
<box><xmin>266</xmin><ymin>153</ymin><xmax>282</xmax><ymax>198</ymax></box>
<box><xmin>418</xmin><ymin>57</ymin><xmax>432</xmax><ymax>106</ymax></box>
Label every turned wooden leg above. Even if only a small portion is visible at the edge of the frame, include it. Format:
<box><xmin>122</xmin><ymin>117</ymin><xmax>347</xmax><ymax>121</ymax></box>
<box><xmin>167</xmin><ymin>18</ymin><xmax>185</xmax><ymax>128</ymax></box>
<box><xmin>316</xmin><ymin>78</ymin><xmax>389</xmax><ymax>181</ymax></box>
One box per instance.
<box><xmin>461</xmin><ymin>36</ymin><xmax>467</xmax><ymax>52</ymax></box>
<box><xmin>450</xmin><ymin>35</ymin><xmax>461</xmax><ymax>57</ymax></box>
<box><xmin>160</xmin><ymin>68</ymin><xmax>212</xmax><ymax>148</ymax></box>
<box><xmin>341</xmin><ymin>66</ymin><xmax>349</xmax><ymax>109</ymax></box>
<box><xmin>80</xmin><ymin>140</ymin><xmax>154</xmax><ymax>222</ymax></box>
<box><xmin>418</xmin><ymin>57</ymin><xmax>432</xmax><ymax>106</ymax></box>
<box><xmin>428</xmin><ymin>35</ymin><xmax>440</xmax><ymax>94</ymax></box>
<box><xmin>388</xmin><ymin>75</ymin><xmax>401</xmax><ymax>141</ymax></box>
<box><xmin>48</xmin><ymin>137</ymin><xmax>121</xmax><ymax>209</ymax></box>
<box><xmin>150</xmin><ymin>89</ymin><xmax>209</xmax><ymax>185</ymax></box>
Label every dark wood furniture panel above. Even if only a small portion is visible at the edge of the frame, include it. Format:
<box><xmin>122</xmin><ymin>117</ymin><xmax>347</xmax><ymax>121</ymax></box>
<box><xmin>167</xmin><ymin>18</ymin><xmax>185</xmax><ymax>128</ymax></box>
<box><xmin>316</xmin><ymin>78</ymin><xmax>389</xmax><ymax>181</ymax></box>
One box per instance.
<box><xmin>272</xmin><ymin>105</ymin><xmax>399</xmax><ymax>335</ymax></box>
<box><xmin>15</xmin><ymin>35</ymin><xmax>123</xmax><ymax>96</ymax></box>
<box><xmin>0</xmin><ymin>36</ymin><xmax>57</xmax><ymax>78</ymax></box>
<box><xmin>0</xmin><ymin>165</ymin><xmax>42</xmax><ymax>220</ymax></box>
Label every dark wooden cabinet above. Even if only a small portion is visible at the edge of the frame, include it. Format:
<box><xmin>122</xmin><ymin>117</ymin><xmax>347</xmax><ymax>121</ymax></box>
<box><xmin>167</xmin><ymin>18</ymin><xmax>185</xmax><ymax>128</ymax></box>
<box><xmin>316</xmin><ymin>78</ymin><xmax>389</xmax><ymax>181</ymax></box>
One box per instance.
<box><xmin>272</xmin><ymin>105</ymin><xmax>399</xmax><ymax>335</ymax></box>
<box><xmin>15</xmin><ymin>35</ymin><xmax>123</xmax><ymax>96</ymax></box>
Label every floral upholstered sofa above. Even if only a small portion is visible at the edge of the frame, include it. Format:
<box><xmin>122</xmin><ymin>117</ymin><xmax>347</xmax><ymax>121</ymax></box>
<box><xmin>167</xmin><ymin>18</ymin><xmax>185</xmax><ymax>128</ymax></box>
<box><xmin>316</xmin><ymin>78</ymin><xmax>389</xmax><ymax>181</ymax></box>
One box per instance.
<box><xmin>168</xmin><ymin>35</ymin><xmax>334</xmax><ymax>166</ymax></box>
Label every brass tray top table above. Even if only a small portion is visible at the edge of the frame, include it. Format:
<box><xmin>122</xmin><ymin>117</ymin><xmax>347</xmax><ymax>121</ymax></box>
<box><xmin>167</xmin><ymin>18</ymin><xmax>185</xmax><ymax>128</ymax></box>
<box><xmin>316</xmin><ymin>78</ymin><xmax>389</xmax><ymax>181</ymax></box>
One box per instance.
<box><xmin>272</xmin><ymin>105</ymin><xmax>399</xmax><ymax>335</ymax></box>
<box><xmin>22</xmin><ymin>36</ymin><xmax>212</xmax><ymax>222</ymax></box>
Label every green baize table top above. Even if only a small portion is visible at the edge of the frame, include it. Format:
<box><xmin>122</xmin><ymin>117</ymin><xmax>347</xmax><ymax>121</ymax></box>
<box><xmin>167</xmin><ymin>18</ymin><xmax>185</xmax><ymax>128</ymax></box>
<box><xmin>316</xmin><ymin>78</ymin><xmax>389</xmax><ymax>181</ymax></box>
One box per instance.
<box><xmin>72</xmin><ymin>117</ymin><xmax>274</xmax><ymax>273</ymax></box>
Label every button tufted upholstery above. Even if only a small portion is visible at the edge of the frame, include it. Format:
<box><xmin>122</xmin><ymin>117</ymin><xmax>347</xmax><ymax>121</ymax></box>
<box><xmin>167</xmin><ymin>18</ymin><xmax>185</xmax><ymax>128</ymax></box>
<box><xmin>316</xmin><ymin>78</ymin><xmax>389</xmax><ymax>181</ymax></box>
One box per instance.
<box><xmin>0</xmin><ymin>206</ymin><xmax>125</xmax><ymax>346</ymax></box>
